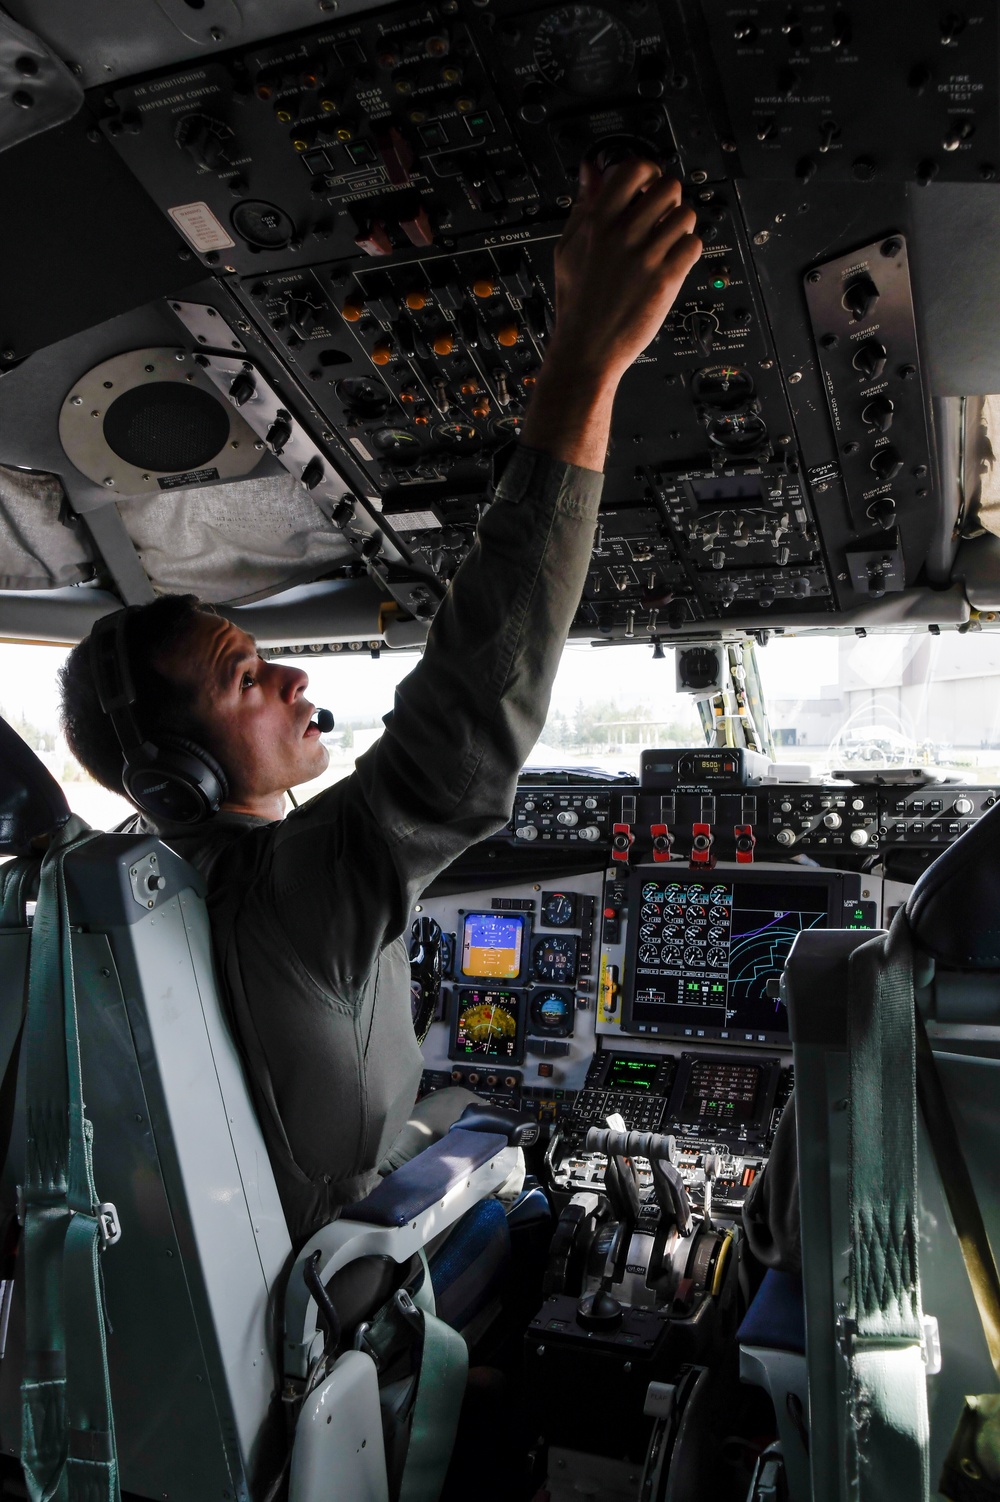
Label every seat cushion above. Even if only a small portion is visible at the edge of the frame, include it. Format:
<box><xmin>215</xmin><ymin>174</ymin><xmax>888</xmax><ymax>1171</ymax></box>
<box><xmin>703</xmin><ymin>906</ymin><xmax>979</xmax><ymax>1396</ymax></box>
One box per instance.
<box><xmin>738</xmin><ymin>1269</ymin><xmax>806</xmax><ymax>1354</ymax></box>
<box><xmin>429</xmin><ymin>1197</ymin><xmax>509</xmax><ymax>1334</ymax></box>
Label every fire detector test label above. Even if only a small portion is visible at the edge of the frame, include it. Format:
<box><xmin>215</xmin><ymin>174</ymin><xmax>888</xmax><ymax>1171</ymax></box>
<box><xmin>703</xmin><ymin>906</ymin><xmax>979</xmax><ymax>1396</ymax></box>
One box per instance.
<box><xmin>167</xmin><ymin>202</ymin><xmax>235</xmax><ymax>252</ymax></box>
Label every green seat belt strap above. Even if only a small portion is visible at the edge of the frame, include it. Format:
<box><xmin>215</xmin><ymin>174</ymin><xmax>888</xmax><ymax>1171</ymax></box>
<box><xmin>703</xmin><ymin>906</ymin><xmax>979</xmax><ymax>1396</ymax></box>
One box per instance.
<box><xmin>845</xmin><ymin>911</ymin><xmax>929</xmax><ymax>1502</ymax></box>
<box><xmin>397</xmin><ymin>1252</ymin><xmax>468</xmax><ymax>1502</ymax></box>
<box><xmin>20</xmin><ymin>821</ymin><xmax>121</xmax><ymax>1502</ymax></box>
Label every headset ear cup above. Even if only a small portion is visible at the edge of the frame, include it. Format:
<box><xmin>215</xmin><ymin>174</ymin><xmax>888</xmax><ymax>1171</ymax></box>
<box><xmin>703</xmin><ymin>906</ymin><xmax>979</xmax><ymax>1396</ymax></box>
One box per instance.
<box><xmin>157</xmin><ymin>735</ymin><xmax>230</xmax><ymax>806</ymax></box>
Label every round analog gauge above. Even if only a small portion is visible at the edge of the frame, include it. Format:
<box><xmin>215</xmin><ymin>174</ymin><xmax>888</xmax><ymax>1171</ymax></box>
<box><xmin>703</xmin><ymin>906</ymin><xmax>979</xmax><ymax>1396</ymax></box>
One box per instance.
<box><xmin>335</xmin><ymin>377</ymin><xmax>391</xmax><ymax>418</ymax></box>
<box><xmin>642</xmin><ymin>882</ymin><xmax>663</xmax><ymax>902</ymax></box>
<box><xmin>709</xmin><ymin>884</ymin><xmax>730</xmax><ymax>906</ymax></box>
<box><xmin>687</xmin><ymin>885</ymin><xmax>706</xmax><ymax>900</ymax></box>
<box><xmin>533</xmin><ymin>6</ymin><xmax>636</xmax><ymax>96</ymax></box>
<box><xmin>661</xmin><ymin>944</ymin><xmax>682</xmax><ymax>966</ymax></box>
<box><xmin>691</xmin><ymin>365</ymin><xmax>756</xmax><ymax>411</ymax></box>
<box><xmin>664</xmin><ymin>884</ymin><xmax>684</xmax><ymax>902</ymax></box>
<box><xmin>639</xmin><ymin>942</ymin><xmax>660</xmax><ymax>965</ymax></box>
<box><xmin>639</xmin><ymin>922</ymin><xmax>659</xmax><ymax>940</ymax></box>
<box><xmin>665</xmin><ymin>903</ymin><xmax>685</xmax><ymax>921</ymax></box>
<box><xmin>373</xmin><ymin>427</ymin><xmax>421</xmax><ymax>458</ymax></box>
<box><xmin>491</xmin><ymin>414</ymin><xmax>523</xmax><ymax>439</ymax></box>
<box><xmin>707</xmin><ymin>947</ymin><xmax>728</xmax><ymax>969</ymax></box>
<box><xmin>434</xmin><ymin>421</ymin><xmax>482</xmax><ymax>454</ymax></box>
<box><xmin>662</xmin><ymin>921</ymin><xmax>684</xmax><ymax>941</ymax></box>
<box><xmin>685</xmin><ymin>927</ymin><xmax>707</xmax><ymax>945</ymax></box>
<box><xmin>641</xmin><ymin>902</ymin><xmax>661</xmax><ymax>921</ymax></box>
<box><xmin>708</xmin><ymin>925</ymin><xmax>728</xmax><ymax>942</ymax></box>
<box><xmin>542</xmin><ymin>891</ymin><xmax>577</xmax><ymax>927</ymax></box>
<box><xmin>687</xmin><ymin>904</ymin><xmax>708</xmax><ymax>922</ymax></box>
<box><xmin>529</xmin><ymin>989</ymin><xmax>574</xmax><ymax>1037</ymax></box>
<box><xmin>532</xmin><ymin>935</ymin><xmax>579</xmax><ymax>983</ymax></box>
<box><xmin>706</xmin><ymin>411</ymin><xmax>769</xmax><ymax>456</ymax></box>
<box><xmin>683</xmin><ymin>947</ymin><xmax>703</xmax><ymax>967</ymax></box>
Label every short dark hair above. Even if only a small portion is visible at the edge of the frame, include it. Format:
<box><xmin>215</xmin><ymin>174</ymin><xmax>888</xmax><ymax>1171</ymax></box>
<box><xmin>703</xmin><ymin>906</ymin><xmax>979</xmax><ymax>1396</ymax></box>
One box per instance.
<box><xmin>60</xmin><ymin>594</ymin><xmax>216</xmax><ymax>799</ymax></box>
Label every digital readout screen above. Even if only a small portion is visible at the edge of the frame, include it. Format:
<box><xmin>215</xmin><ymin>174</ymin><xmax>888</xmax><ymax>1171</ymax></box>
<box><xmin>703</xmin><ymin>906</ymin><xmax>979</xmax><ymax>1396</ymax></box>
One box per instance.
<box><xmin>460</xmin><ymin>912</ymin><xmax>526</xmax><ymax>980</ymax></box>
<box><xmin>689</xmin><ymin>474</ymin><xmax>763</xmax><ymax>503</ymax></box>
<box><xmin>453</xmin><ymin>989</ymin><xmax>522</xmax><ymax>1060</ymax></box>
<box><xmin>627</xmin><ymin>877</ymin><xmax>830</xmax><ymax>1036</ymax></box>
<box><xmin>679</xmin><ymin>1059</ymin><xmax>762</xmax><ymax>1124</ymax></box>
<box><xmin>605</xmin><ymin>1057</ymin><xmax>660</xmax><ymax>1093</ymax></box>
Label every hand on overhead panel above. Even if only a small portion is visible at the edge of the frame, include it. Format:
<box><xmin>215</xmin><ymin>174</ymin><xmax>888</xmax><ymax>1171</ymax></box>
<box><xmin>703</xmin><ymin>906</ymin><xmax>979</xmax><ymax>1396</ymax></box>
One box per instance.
<box><xmin>548</xmin><ymin>158</ymin><xmax>703</xmax><ymax>387</ymax></box>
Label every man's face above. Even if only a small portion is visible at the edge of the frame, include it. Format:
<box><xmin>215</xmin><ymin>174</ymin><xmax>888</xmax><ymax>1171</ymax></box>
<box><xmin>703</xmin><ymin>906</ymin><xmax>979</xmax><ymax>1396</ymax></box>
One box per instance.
<box><xmin>156</xmin><ymin>613</ymin><xmax>330</xmax><ymax>807</ymax></box>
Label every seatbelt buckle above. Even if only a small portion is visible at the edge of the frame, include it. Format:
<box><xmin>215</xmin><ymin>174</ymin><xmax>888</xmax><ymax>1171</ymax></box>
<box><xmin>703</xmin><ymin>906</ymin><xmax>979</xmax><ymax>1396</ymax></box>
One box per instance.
<box><xmin>97</xmin><ymin>1202</ymin><xmax>122</xmax><ymax>1249</ymax></box>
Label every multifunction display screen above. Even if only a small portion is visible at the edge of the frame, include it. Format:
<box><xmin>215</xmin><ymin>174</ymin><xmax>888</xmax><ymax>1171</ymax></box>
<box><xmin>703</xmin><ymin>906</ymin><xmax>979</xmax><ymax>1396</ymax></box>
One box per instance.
<box><xmin>624</xmin><ymin>875</ymin><xmax>832</xmax><ymax>1039</ymax></box>
<box><xmin>605</xmin><ymin>1057</ymin><xmax>660</xmax><ymax>1093</ymax></box>
<box><xmin>452</xmin><ymin>988</ymin><xmax>524</xmax><ymax>1061</ymax></box>
<box><xmin>677</xmin><ymin>1059</ymin><xmax>762</xmax><ymax>1125</ymax></box>
<box><xmin>460</xmin><ymin>912</ymin><xmax>526</xmax><ymax>981</ymax></box>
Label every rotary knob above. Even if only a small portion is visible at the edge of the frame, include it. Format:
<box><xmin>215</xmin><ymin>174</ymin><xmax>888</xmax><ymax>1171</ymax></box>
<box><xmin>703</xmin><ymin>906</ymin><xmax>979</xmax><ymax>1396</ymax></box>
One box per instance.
<box><xmin>850</xmin><ymin>828</ymin><xmax>870</xmax><ymax>847</ymax></box>
<box><xmin>852</xmin><ymin>340</ymin><xmax>887</xmax><ymax>381</ymax></box>
<box><xmin>861</xmin><ymin>395</ymin><xmax>894</xmax><ymax>432</ymax></box>
<box><xmin>822</xmin><ymin>811</ymin><xmax>842</xmax><ymax>829</ymax></box>
<box><xmin>953</xmin><ymin>796</ymin><xmax>974</xmax><ymax>815</ymax></box>
<box><xmin>776</xmin><ymin>828</ymin><xmax>797</xmax><ymax>847</ymax></box>
<box><xmin>556</xmin><ymin>810</ymin><xmax>579</xmax><ymax>827</ymax></box>
<box><xmin>515</xmin><ymin>824</ymin><xmax>539</xmax><ymax>841</ymax></box>
<box><xmin>842</xmin><ymin>275</ymin><xmax>880</xmax><ymax>322</ymax></box>
<box><xmin>578</xmin><ymin>825</ymin><xmax>601</xmax><ymax>842</ymax></box>
<box><xmin>870</xmin><ymin>447</ymin><xmax>903</xmax><ymax>482</ymax></box>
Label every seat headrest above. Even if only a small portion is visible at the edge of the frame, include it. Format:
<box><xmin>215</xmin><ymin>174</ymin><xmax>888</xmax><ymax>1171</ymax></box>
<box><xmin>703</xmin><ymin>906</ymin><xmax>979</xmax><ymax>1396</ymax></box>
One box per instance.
<box><xmin>906</xmin><ymin>798</ymin><xmax>1000</xmax><ymax>969</ymax></box>
<box><xmin>0</xmin><ymin>714</ymin><xmax>71</xmax><ymax>856</ymax></box>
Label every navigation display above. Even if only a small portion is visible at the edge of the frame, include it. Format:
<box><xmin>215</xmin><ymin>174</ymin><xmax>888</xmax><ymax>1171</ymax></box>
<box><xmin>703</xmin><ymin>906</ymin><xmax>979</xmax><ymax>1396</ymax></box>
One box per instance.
<box><xmin>460</xmin><ymin>912</ymin><xmax>527</xmax><ymax>981</ymax></box>
<box><xmin>451</xmin><ymin>988</ymin><xmax>525</xmax><ymax>1062</ymax></box>
<box><xmin>605</xmin><ymin>1057</ymin><xmax>661</xmax><ymax>1093</ymax></box>
<box><xmin>623</xmin><ymin>872</ymin><xmax>834</xmax><ymax>1041</ymax></box>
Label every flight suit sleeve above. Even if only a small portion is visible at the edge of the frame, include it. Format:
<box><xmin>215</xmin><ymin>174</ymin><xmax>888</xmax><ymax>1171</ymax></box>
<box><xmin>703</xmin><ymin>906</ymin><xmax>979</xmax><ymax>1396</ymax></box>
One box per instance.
<box><xmin>268</xmin><ymin>443</ymin><xmax>603</xmax><ymax>991</ymax></box>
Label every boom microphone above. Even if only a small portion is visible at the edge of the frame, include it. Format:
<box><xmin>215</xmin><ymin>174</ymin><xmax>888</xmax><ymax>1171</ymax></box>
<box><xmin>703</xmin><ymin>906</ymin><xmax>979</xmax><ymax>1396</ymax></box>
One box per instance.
<box><xmin>315</xmin><ymin>708</ymin><xmax>335</xmax><ymax>734</ymax></box>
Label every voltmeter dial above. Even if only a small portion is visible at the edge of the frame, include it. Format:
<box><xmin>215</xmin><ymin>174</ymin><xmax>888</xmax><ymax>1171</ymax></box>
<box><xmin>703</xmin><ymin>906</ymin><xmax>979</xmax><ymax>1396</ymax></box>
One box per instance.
<box><xmin>691</xmin><ymin>365</ymin><xmax>756</xmax><ymax>411</ymax></box>
<box><xmin>533</xmin><ymin>6</ymin><xmax>635</xmax><ymax>96</ymax></box>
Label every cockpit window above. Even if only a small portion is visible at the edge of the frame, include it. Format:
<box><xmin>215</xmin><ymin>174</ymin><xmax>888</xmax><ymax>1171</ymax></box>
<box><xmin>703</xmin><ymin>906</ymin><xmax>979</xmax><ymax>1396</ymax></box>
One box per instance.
<box><xmin>756</xmin><ymin>629</ymin><xmax>1000</xmax><ymax>784</ymax></box>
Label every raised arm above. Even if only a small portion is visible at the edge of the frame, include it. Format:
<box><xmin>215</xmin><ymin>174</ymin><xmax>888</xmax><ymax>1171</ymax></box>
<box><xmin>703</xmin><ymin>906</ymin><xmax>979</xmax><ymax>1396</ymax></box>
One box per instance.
<box><xmin>274</xmin><ymin>161</ymin><xmax>701</xmax><ymax>983</ymax></box>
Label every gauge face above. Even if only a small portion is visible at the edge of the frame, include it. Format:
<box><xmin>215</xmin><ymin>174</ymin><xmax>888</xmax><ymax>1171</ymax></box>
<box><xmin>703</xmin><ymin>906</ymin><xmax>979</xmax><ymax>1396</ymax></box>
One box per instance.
<box><xmin>533</xmin><ymin>5</ymin><xmax>635</xmax><ymax>96</ymax></box>
<box><xmin>529</xmin><ymin>989</ymin><xmax>574</xmax><ymax>1037</ymax></box>
<box><xmin>639</xmin><ymin>922</ymin><xmax>659</xmax><ymax>940</ymax></box>
<box><xmin>691</xmin><ymin>365</ymin><xmax>756</xmax><ymax>411</ymax></box>
<box><xmin>642</xmin><ymin>882</ymin><xmax>662</xmax><ymax>902</ymax></box>
<box><xmin>661</xmin><ymin>944</ymin><xmax>682</xmax><ymax>966</ymax></box>
<box><xmin>373</xmin><ymin>427</ymin><xmax>421</xmax><ymax>457</ymax></box>
<box><xmin>491</xmin><ymin>414</ymin><xmax>523</xmax><ymax>439</ymax></box>
<box><xmin>685</xmin><ymin>927</ymin><xmax>707</xmax><ymax>945</ymax></box>
<box><xmin>542</xmin><ymin>891</ymin><xmax>577</xmax><ymax>927</ymax></box>
<box><xmin>707</xmin><ymin>947</ymin><xmax>728</xmax><ymax>969</ymax></box>
<box><xmin>706</xmin><ymin>411</ymin><xmax>769</xmax><ymax>456</ymax></box>
<box><xmin>639</xmin><ymin>942</ymin><xmax>660</xmax><ymax>965</ymax></box>
<box><xmin>335</xmin><ymin>377</ymin><xmax>391</xmax><ymax>418</ymax></box>
<box><xmin>687</xmin><ymin>905</ymin><xmax>708</xmax><ymax>922</ymax></box>
<box><xmin>708</xmin><ymin>925</ymin><xmax>728</xmax><ymax>942</ymax></box>
<box><xmin>683</xmin><ymin>947</ymin><xmax>703</xmax><ymax>967</ymax></box>
<box><xmin>709</xmin><ymin>884</ymin><xmax>731</xmax><ymax>907</ymax></box>
<box><xmin>434</xmin><ymin>421</ymin><xmax>482</xmax><ymax>454</ymax></box>
<box><xmin>640</xmin><ymin>902</ymin><xmax>661</xmax><ymax>921</ymax></box>
<box><xmin>532</xmin><ymin>935</ymin><xmax>578</xmax><ymax>983</ymax></box>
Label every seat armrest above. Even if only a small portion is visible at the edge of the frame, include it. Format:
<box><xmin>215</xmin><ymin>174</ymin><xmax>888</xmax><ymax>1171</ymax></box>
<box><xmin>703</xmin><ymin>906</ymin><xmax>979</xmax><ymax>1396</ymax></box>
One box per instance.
<box><xmin>284</xmin><ymin>1129</ymin><xmax>516</xmax><ymax>1379</ymax></box>
<box><xmin>450</xmin><ymin>1104</ymin><xmax>540</xmax><ymax>1147</ymax></box>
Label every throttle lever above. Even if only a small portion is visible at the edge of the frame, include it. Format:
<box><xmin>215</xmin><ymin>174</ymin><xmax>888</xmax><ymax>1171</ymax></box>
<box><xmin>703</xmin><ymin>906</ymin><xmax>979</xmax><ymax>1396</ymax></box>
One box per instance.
<box><xmin>586</xmin><ymin>1128</ymin><xmax>693</xmax><ymax>1235</ymax></box>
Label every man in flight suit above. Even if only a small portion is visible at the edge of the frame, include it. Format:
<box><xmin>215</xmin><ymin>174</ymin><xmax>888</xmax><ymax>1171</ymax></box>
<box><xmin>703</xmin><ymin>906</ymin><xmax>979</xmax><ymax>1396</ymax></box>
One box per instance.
<box><xmin>58</xmin><ymin>161</ymin><xmax>703</xmax><ymax>1245</ymax></box>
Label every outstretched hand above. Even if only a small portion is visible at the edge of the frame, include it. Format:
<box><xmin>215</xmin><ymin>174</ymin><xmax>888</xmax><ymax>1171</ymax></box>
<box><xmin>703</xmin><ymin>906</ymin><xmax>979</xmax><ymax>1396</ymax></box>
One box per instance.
<box><xmin>549</xmin><ymin>158</ymin><xmax>702</xmax><ymax>384</ymax></box>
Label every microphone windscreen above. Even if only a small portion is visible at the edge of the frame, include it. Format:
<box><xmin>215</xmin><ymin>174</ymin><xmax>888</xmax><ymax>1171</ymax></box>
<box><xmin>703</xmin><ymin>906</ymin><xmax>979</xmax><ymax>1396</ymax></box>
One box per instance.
<box><xmin>315</xmin><ymin>708</ymin><xmax>335</xmax><ymax>734</ymax></box>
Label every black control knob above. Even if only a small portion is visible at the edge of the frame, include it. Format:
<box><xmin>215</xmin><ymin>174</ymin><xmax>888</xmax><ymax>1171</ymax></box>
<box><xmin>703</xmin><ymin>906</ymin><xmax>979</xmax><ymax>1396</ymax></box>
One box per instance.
<box><xmin>518</xmin><ymin>82</ymin><xmax>548</xmax><ymax>124</ymax></box>
<box><xmin>867</xmin><ymin>569</ymin><xmax>887</xmax><ymax>599</ymax></box>
<box><xmin>175</xmin><ymin>112</ymin><xmax>231</xmax><ymax>170</ymax></box>
<box><xmin>287</xmin><ymin>295</ymin><xmax>322</xmax><ymax>340</ymax></box>
<box><xmin>301</xmin><ymin>456</ymin><xmax>324</xmax><ymax>490</ymax></box>
<box><xmin>685</xmin><ymin>309</ymin><xmax>718</xmax><ymax>355</ymax></box>
<box><xmin>852</xmin><ymin>339</ymin><xmax>887</xmax><ymax>380</ymax></box>
<box><xmin>869</xmin><ymin>494</ymin><xmax>897</xmax><ymax>530</ymax></box>
<box><xmin>869</xmin><ymin>446</ymin><xmax>903</xmax><ymax>482</ymax></box>
<box><xmin>861</xmin><ymin>395</ymin><xmax>895</xmax><ymax>432</ymax></box>
<box><xmin>266</xmin><ymin>411</ymin><xmax>293</xmax><ymax>455</ymax></box>
<box><xmin>792</xmin><ymin>576</ymin><xmax>812</xmax><ymax>597</ymax></box>
<box><xmin>757</xmin><ymin>584</ymin><xmax>777</xmax><ymax>607</ymax></box>
<box><xmin>842</xmin><ymin>276</ymin><xmax>879</xmax><ymax>322</ymax></box>
<box><xmin>228</xmin><ymin>370</ymin><xmax>256</xmax><ymax>407</ymax></box>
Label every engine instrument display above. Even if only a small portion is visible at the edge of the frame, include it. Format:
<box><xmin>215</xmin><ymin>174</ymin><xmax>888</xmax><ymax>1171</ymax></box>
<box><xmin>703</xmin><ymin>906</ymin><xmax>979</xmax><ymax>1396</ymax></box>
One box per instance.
<box><xmin>623</xmin><ymin>871</ymin><xmax>835</xmax><ymax>1043</ymax></box>
<box><xmin>452</xmin><ymin>988</ymin><xmax>526</xmax><ymax>1062</ymax></box>
<box><xmin>460</xmin><ymin>912</ymin><xmax>528</xmax><ymax>981</ymax></box>
<box><xmin>677</xmin><ymin>1058</ymin><xmax>762</xmax><ymax>1125</ymax></box>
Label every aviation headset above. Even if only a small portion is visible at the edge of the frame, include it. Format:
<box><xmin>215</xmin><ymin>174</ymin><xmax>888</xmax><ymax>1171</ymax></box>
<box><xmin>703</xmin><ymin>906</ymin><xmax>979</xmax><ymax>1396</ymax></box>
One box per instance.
<box><xmin>90</xmin><ymin>607</ymin><xmax>231</xmax><ymax>825</ymax></box>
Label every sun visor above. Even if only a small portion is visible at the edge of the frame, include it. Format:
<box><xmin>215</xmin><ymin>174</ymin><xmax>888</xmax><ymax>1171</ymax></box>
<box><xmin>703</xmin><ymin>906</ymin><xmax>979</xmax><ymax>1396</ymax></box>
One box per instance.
<box><xmin>0</xmin><ymin>465</ymin><xmax>358</xmax><ymax>605</ymax></box>
<box><xmin>973</xmin><ymin>395</ymin><xmax>1000</xmax><ymax>540</ymax></box>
